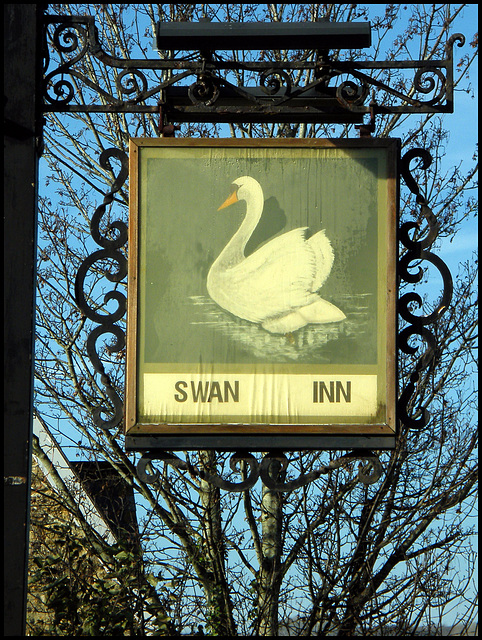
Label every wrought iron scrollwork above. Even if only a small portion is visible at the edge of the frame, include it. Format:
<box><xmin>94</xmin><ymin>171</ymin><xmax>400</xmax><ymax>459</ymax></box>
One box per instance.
<box><xmin>43</xmin><ymin>16</ymin><xmax>162</xmax><ymax>109</ymax></box>
<box><xmin>188</xmin><ymin>73</ymin><xmax>221</xmax><ymax>106</ymax></box>
<box><xmin>398</xmin><ymin>148</ymin><xmax>453</xmax><ymax>430</ymax></box>
<box><xmin>50</xmin><ymin>13</ymin><xmax>460</xmax><ymax>491</ymax></box>
<box><xmin>335</xmin><ymin>77</ymin><xmax>369</xmax><ymax>108</ymax></box>
<box><xmin>43</xmin><ymin>19</ymin><xmax>89</xmax><ymax>106</ymax></box>
<box><xmin>74</xmin><ymin>148</ymin><xmax>128</xmax><ymax>430</ymax></box>
<box><xmin>259</xmin><ymin>69</ymin><xmax>292</xmax><ymax>96</ymax></box>
<box><xmin>137</xmin><ymin>451</ymin><xmax>383</xmax><ymax>492</ymax></box>
<box><xmin>42</xmin><ymin>15</ymin><xmax>465</xmax><ymax>122</ymax></box>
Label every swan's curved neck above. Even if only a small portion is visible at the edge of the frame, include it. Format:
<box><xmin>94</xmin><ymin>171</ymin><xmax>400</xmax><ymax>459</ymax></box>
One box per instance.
<box><xmin>214</xmin><ymin>184</ymin><xmax>263</xmax><ymax>269</ymax></box>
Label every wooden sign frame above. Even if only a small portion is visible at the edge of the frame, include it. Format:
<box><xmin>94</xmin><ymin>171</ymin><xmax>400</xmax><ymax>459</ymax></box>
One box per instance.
<box><xmin>126</xmin><ymin>138</ymin><xmax>399</xmax><ymax>450</ymax></box>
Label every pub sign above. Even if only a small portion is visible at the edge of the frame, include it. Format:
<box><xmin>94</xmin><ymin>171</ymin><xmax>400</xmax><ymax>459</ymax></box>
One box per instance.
<box><xmin>126</xmin><ymin>138</ymin><xmax>398</xmax><ymax>449</ymax></box>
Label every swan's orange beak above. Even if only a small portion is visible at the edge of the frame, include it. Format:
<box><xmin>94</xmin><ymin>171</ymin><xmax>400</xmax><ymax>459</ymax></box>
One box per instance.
<box><xmin>218</xmin><ymin>189</ymin><xmax>238</xmax><ymax>211</ymax></box>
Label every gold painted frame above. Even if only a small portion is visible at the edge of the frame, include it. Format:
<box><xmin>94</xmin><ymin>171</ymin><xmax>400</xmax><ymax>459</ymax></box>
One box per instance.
<box><xmin>126</xmin><ymin>138</ymin><xmax>398</xmax><ymax>446</ymax></box>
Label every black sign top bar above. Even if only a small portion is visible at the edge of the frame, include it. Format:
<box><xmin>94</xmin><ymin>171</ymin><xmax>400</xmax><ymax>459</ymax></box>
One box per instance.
<box><xmin>155</xmin><ymin>21</ymin><xmax>371</xmax><ymax>51</ymax></box>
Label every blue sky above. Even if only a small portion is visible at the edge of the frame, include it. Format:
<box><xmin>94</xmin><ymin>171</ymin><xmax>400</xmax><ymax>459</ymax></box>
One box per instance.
<box><xmin>432</xmin><ymin>4</ymin><xmax>478</xmax><ymax>272</ymax></box>
<box><xmin>36</xmin><ymin>4</ymin><xmax>478</xmax><ymax>631</ymax></box>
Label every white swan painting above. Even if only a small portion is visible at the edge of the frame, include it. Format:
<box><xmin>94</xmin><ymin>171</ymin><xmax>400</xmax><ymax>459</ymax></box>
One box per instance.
<box><xmin>207</xmin><ymin>176</ymin><xmax>346</xmax><ymax>335</ymax></box>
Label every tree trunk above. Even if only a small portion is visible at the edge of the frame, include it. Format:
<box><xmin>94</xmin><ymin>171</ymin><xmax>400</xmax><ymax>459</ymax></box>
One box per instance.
<box><xmin>199</xmin><ymin>452</ymin><xmax>237</xmax><ymax>636</ymax></box>
<box><xmin>257</xmin><ymin>482</ymin><xmax>284</xmax><ymax>635</ymax></box>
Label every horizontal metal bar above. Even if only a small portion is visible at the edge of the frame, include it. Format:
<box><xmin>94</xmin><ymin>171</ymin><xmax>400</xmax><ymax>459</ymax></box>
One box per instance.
<box><xmin>41</xmin><ymin>103</ymin><xmax>452</xmax><ymax>117</ymax></box>
<box><xmin>161</xmin><ymin>106</ymin><xmax>365</xmax><ymax>124</ymax></box>
<box><xmin>155</xmin><ymin>21</ymin><xmax>372</xmax><ymax>51</ymax></box>
<box><xmin>126</xmin><ymin>434</ymin><xmax>396</xmax><ymax>452</ymax></box>
<box><xmin>50</xmin><ymin>55</ymin><xmax>450</xmax><ymax>73</ymax></box>
<box><xmin>162</xmin><ymin>85</ymin><xmax>344</xmax><ymax>105</ymax></box>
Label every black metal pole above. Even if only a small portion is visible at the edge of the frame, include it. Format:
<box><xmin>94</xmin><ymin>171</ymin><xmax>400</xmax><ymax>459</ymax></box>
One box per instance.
<box><xmin>4</xmin><ymin>4</ymin><xmax>44</xmax><ymax>635</ymax></box>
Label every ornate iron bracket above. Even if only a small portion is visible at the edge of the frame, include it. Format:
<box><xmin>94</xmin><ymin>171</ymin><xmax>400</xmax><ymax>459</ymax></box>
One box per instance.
<box><xmin>42</xmin><ymin>15</ymin><xmax>465</xmax><ymax>124</ymax></box>
<box><xmin>71</xmin><ymin>144</ymin><xmax>454</xmax><ymax>488</ymax></box>
<box><xmin>74</xmin><ymin>148</ymin><xmax>129</xmax><ymax>430</ymax></box>
<box><xmin>397</xmin><ymin>148</ymin><xmax>453</xmax><ymax>430</ymax></box>
<box><xmin>136</xmin><ymin>450</ymin><xmax>383</xmax><ymax>492</ymax></box>
<box><xmin>63</xmin><ymin>15</ymin><xmax>455</xmax><ymax>489</ymax></box>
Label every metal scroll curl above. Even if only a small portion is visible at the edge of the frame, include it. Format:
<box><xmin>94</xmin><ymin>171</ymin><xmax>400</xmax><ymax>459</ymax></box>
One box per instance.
<box><xmin>335</xmin><ymin>77</ymin><xmax>369</xmax><ymax>108</ymax></box>
<box><xmin>188</xmin><ymin>73</ymin><xmax>221</xmax><ymax>106</ymax></box>
<box><xmin>74</xmin><ymin>148</ymin><xmax>128</xmax><ymax>430</ymax></box>
<box><xmin>259</xmin><ymin>69</ymin><xmax>293</xmax><ymax>96</ymax></box>
<box><xmin>43</xmin><ymin>19</ymin><xmax>90</xmax><ymax>106</ymax></box>
<box><xmin>43</xmin><ymin>16</ymin><xmax>156</xmax><ymax>108</ymax></box>
<box><xmin>398</xmin><ymin>148</ymin><xmax>453</xmax><ymax>430</ymax></box>
<box><xmin>137</xmin><ymin>451</ymin><xmax>383</xmax><ymax>492</ymax></box>
<box><xmin>413</xmin><ymin>67</ymin><xmax>446</xmax><ymax>105</ymax></box>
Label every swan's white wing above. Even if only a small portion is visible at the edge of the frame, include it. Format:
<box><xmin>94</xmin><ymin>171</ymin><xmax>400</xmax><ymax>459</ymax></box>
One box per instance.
<box><xmin>306</xmin><ymin>229</ymin><xmax>334</xmax><ymax>291</ymax></box>
<box><xmin>242</xmin><ymin>228</ymin><xmax>334</xmax><ymax>292</ymax></box>
<box><xmin>215</xmin><ymin>228</ymin><xmax>324</xmax><ymax>323</ymax></box>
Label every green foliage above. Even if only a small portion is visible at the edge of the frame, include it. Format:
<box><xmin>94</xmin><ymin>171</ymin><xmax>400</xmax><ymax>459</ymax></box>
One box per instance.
<box><xmin>30</xmin><ymin>524</ymin><xmax>135</xmax><ymax>634</ymax></box>
<box><xmin>27</xmin><ymin>469</ymin><xmax>175</xmax><ymax>636</ymax></box>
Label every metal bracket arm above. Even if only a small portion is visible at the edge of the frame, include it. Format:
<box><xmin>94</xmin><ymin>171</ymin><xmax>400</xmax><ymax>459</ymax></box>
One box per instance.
<box><xmin>42</xmin><ymin>15</ymin><xmax>465</xmax><ymax>123</ymax></box>
<box><xmin>136</xmin><ymin>450</ymin><xmax>384</xmax><ymax>492</ymax></box>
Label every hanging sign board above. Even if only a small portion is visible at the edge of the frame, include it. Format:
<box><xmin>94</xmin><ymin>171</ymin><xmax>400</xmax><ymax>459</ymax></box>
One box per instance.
<box><xmin>126</xmin><ymin>138</ymin><xmax>398</xmax><ymax>450</ymax></box>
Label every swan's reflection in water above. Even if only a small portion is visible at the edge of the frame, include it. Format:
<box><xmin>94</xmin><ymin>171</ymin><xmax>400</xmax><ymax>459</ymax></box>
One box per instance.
<box><xmin>188</xmin><ymin>293</ymin><xmax>375</xmax><ymax>365</ymax></box>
